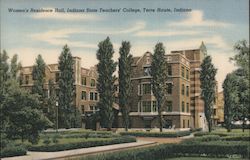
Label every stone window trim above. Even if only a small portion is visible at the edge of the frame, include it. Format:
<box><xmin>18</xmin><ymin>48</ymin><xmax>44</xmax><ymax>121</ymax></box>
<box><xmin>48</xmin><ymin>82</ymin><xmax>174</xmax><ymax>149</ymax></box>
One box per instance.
<box><xmin>138</xmin><ymin>82</ymin><xmax>152</xmax><ymax>96</ymax></box>
<box><xmin>138</xmin><ymin>100</ymin><xmax>158</xmax><ymax>113</ymax></box>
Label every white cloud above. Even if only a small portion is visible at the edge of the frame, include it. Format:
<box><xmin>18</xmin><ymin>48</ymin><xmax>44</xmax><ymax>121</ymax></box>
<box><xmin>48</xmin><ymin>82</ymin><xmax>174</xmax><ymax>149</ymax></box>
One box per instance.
<box><xmin>30</xmin><ymin>8</ymin><xmax>101</xmax><ymax>21</ymax></box>
<box><xmin>29</xmin><ymin>21</ymin><xmax>146</xmax><ymax>48</ymax></box>
<box><xmin>30</xmin><ymin>28</ymin><xmax>97</xmax><ymax>49</ymax></box>
<box><xmin>134</xmin><ymin>30</ymin><xmax>203</xmax><ymax>37</ymax></box>
<box><xmin>169</xmin><ymin>10</ymin><xmax>230</xmax><ymax>27</ymax></box>
<box><xmin>74</xmin><ymin>21</ymin><xmax>146</xmax><ymax>35</ymax></box>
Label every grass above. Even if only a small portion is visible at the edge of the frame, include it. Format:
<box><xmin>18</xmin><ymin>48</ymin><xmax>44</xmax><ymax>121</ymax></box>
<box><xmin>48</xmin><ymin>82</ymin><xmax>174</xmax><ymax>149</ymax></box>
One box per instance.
<box><xmin>212</xmin><ymin>128</ymin><xmax>250</xmax><ymax>135</ymax></box>
<box><xmin>167</xmin><ymin>157</ymin><xmax>246</xmax><ymax>160</ymax></box>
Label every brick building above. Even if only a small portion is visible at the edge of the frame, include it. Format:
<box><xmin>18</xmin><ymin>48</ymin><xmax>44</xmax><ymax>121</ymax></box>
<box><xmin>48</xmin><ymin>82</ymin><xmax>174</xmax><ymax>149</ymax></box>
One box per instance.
<box><xmin>20</xmin><ymin>57</ymin><xmax>99</xmax><ymax>124</ymax></box>
<box><xmin>20</xmin><ymin>42</ymin><xmax>214</xmax><ymax>130</ymax></box>
<box><xmin>116</xmin><ymin>42</ymin><xmax>208</xmax><ymax>129</ymax></box>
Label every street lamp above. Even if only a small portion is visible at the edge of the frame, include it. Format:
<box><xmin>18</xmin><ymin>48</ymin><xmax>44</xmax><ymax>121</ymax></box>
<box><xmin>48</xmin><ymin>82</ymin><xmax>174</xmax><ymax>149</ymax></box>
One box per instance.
<box><xmin>56</xmin><ymin>101</ymin><xmax>59</xmax><ymax>133</ymax></box>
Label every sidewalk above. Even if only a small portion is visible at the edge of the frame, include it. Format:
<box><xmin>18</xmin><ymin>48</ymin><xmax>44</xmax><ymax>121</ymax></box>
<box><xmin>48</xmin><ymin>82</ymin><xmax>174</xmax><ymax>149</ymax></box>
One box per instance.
<box><xmin>2</xmin><ymin>140</ymin><xmax>156</xmax><ymax>160</ymax></box>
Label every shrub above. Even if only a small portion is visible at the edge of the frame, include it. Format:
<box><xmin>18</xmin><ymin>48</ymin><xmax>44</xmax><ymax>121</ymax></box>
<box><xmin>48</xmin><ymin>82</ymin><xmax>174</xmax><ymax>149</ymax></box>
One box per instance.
<box><xmin>43</xmin><ymin>136</ymin><xmax>51</xmax><ymax>145</ymax></box>
<box><xmin>79</xmin><ymin>142</ymin><xmax>249</xmax><ymax>160</ymax></box>
<box><xmin>120</xmin><ymin>130</ymin><xmax>191</xmax><ymax>137</ymax></box>
<box><xmin>222</xmin><ymin>135</ymin><xmax>250</xmax><ymax>141</ymax></box>
<box><xmin>28</xmin><ymin>136</ymin><xmax>136</xmax><ymax>152</ymax></box>
<box><xmin>52</xmin><ymin>134</ymin><xmax>60</xmax><ymax>144</ymax></box>
<box><xmin>193</xmin><ymin>132</ymin><xmax>227</xmax><ymax>137</ymax></box>
<box><xmin>0</xmin><ymin>145</ymin><xmax>27</xmax><ymax>158</ymax></box>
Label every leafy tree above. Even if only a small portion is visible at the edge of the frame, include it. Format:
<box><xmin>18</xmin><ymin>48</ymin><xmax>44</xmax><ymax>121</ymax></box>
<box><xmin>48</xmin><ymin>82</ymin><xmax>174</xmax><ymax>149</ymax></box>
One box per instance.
<box><xmin>10</xmin><ymin>54</ymin><xmax>22</xmax><ymax>79</ymax></box>
<box><xmin>118</xmin><ymin>41</ymin><xmax>133</xmax><ymax>131</ymax></box>
<box><xmin>2</xmin><ymin>80</ymin><xmax>51</xmax><ymax>143</ymax></box>
<box><xmin>96</xmin><ymin>37</ymin><xmax>117</xmax><ymax>130</ymax></box>
<box><xmin>232</xmin><ymin>69</ymin><xmax>249</xmax><ymax>132</ymax></box>
<box><xmin>58</xmin><ymin>45</ymin><xmax>75</xmax><ymax>128</ymax></box>
<box><xmin>46</xmin><ymin>79</ymin><xmax>57</xmax><ymax>129</ymax></box>
<box><xmin>200</xmin><ymin>56</ymin><xmax>217</xmax><ymax>132</ymax></box>
<box><xmin>32</xmin><ymin>54</ymin><xmax>46</xmax><ymax>105</ymax></box>
<box><xmin>223</xmin><ymin>73</ymin><xmax>239</xmax><ymax>132</ymax></box>
<box><xmin>230</xmin><ymin>40</ymin><xmax>249</xmax><ymax>74</ymax></box>
<box><xmin>151</xmin><ymin>43</ymin><xmax>168</xmax><ymax>132</ymax></box>
<box><xmin>0</xmin><ymin>50</ymin><xmax>9</xmax><ymax>134</ymax></box>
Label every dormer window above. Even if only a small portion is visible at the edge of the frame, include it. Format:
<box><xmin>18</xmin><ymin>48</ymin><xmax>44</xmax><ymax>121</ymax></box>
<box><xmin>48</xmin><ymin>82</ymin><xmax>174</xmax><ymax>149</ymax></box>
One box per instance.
<box><xmin>143</xmin><ymin>67</ymin><xmax>151</xmax><ymax>76</ymax></box>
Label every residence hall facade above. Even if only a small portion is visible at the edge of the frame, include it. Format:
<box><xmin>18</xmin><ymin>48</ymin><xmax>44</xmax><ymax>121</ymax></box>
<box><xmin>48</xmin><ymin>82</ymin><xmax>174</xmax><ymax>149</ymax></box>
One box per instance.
<box><xmin>20</xmin><ymin>42</ymin><xmax>211</xmax><ymax>129</ymax></box>
<box><xmin>116</xmin><ymin>42</ymin><xmax>208</xmax><ymax>129</ymax></box>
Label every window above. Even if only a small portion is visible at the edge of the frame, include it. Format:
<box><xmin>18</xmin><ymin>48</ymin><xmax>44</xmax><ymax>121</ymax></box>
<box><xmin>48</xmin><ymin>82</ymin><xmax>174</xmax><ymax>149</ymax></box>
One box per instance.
<box><xmin>90</xmin><ymin>79</ymin><xmax>96</xmax><ymax>87</ymax></box>
<box><xmin>25</xmin><ymin>75</ymin><xmax>29</xmax><ymax>84</ymax></box>
<box><xmin>143</xmin><ymin>67</ymin><xmax>151</xmax><ymax>76</ymax></box>
<box><xmin>142</xmin><ymin>101</ymin><xmax>151</xmax><ymax>112</ymax></box>
<box><xmin>186</xmin><ymin>69</ymin><xmax>189</xmax><ymax>79</ymax></box>
<box><xmin>182</xmin><ymin>101</ymin><xmax>185</xmax><ymax>112</ymax></box>
<box><xmin>167</xmin><ymin>83</ymin><xmax>172</xmax><ymax>94</ymax></box>
<box><xmin>143</xmin><ymin>83</ymin><xmax>151</xmax><ymax>95</ymax></box>
<box><xmin>181</xmin><ymin>66</ymin><xmax>185</xmax><ymax>77</ymax></box>
<box><xmin>55</xmin><ymin>72</ymin><xmax>59</xmax><ymax>83</ymax></box>
<box><xmin>186</xmin><ymin>103</ymin><xmax>189</xmax><ymax>112</ymax></box>
<box><xmin>94</xmin><ymin>93</ymin><xmax>98</xmax><ymax>101</ymax></box>
<box><xmin>81</xmin><ymin>105</ymin><xmax>85</xmax><ymax>113</ymax></box>
<box><xmin>152</xmin><ymin>101</ymin><xmax>157</xmax><ymax>112</ymax></box>
<box><xmin>188</xmin><ymin>120</ymin><xmax>190</xmax><ymax>128</ymax></box>
<box><xmin>166</xmin><ymin>101</ymin><xmax>172</xmax><ymax>112</ymax></box>
<box><xmin>90</xmin><ymin>105</ymin><xmax>96</xmax><ymax>111</ymax></box>
<box><xmin>183</xmin><ymin>120</ymin><xmax>185</xmax><ymax>128</ymax></box>
<box><xmin>213</xmin><ymin>109</ymin><xmax>216</xmax><ymax>116</ymax></box>
<box><xmin>81</xmin><ymin>91</ymin><xmax>86</xmax><ymax>100</ymax></box>
<box><xmin>90</xmin><ymin>92</ymin><xmax>94</xmax><ymax>100</ymax></box>
<box><xmin>168</xmin><ymin>65</ymin><xmax>172</xmax><ymax>76</ymax></box>
<box><xmin>186</xmin><ymin>86</ymin><xmax>189</xmax><ymax>96</ymax></box>
<box><xmin>181</xmin><ymin>84</ymin><xmax>185</xmax><ymax>95</ymax></box>
<box><xmin>81</xmin><ymin>77</ymin><xmax>86</xmax><ymax>85</ymax></box>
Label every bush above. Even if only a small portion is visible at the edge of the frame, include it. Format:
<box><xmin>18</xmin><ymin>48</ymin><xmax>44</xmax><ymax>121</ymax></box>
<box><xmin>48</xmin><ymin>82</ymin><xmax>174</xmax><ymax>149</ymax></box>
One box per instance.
<box><xmin>0</xmin><ymin>146</ymin><xmax>27</xmax><ymax>158</ymax></box>
<box><xmin>222</xmin><ymin>135</ymin><xmax>250</xmax><ymax>141</ymax></box>
<box><xmin>80</xmin><ymin>142</ymin><xmax>249</xmax><ymax>160</ymax></box>
<box><xmin>193</xmin><ymin>132</ymin><xmax>227</xmax><ymax>137</ymax></box>
<box><xmin>28</xmin><ymin>136</ymin><xmax>136</xmax><ymax>152</ymax></box>
<box><xmin>43</xmin><ymin>136</ymin><xmax>51</xmax><ymax>145</ymax></box>
<box><xmin>120</xmin><ymin>130</ymin><xmax>191</xmax><ymax>137</ymax></box>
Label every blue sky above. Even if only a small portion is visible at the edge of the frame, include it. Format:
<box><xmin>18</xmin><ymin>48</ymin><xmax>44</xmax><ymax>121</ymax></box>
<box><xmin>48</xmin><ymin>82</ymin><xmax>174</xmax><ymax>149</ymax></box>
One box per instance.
<box><xmin>1</xmin><ymin>0</ymin><xmax>249</xmax><ymax>91</ymax></box>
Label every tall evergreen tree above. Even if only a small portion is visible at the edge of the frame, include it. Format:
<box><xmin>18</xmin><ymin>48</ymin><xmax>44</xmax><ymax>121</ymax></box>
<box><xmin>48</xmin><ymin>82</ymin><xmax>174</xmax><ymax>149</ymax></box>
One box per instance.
<box><xmin>46</xmin><ymin>79</ymin><xmax>57</xmax><ymax>129</ymax></box>
<box><xmin>10</xmin><ymin>54</ymin><xmax>22</xmax><ymax>79</ymax></box>
<box><xmin>200</xmin><ymin>56</ymin><xmax>217</xmax><ymax>132</ymax></box>
<box><xmin>151</xmin><ymin>43</ymin><xmax>168</xmax><ymax>132</ymax></box>
<box><xmin>96</xmin><ymin>37</ymin><xmax>117</xmax><ymax>130</ymax></box>
<box><xmin>58</xmin><ymin>45</ymin><xmax>75</xmax><ymax>128</ymax></box>
<box><xmin>118</xmin><ymin>41</ymin><xmax>133</xmax><ymax>131</ymax></box>
<box><xmin>223</xmin><ymin>73</ymin><xmax>239</xmax><ymax>132</ymax></box>
<box><xmin>32</xmin><ymin>54</ymin><xmax>46</xmax><ymax>104</ymax></box>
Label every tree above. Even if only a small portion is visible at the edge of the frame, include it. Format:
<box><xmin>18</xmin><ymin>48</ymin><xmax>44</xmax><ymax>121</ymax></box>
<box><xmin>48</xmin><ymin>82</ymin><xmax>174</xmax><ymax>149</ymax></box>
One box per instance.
<box><xmin>10</xmin><ymin>54</ymin><xmax>22</xmax><ymax>79</ymax></box>
<box><xmin>58</xmin><ymin>45</ymin><xmax>75</xmax><ymax>128</ymax></box>
<box><xmin>151</xmin><ymin>43</ymin><xmax>168</xmax><ymax>132</ymax></box>
<box><xmin>223</xmin><ymin>73</ymin><xmax>239</xmax><ymax>132</ymax></box>
<box><xmin>118</xmin><ymin>41</ymin><xmax>133</xmax><ymax>131</ymax></box>
<box><xmin>1</xmin><ymin>79</ymin><xmax>51</xmax><ymax>143</ymax></box>
<box><xmin>232</xmin><ymin>69</ymin><xmax>249</xmax><ymax>132</ymax></box>
<box><xmin>32</xmin><ymin>55</ymin><xmax>46</xmax><ymax>103</ymax></box>
<box><xmin>96</xmin><ymin>37</ymin><xmax>117</xmax><ymax>130</ymax></box>
<box><xmin>200</xmin><ymin>56</ymin><xmax>217</xmax><ymax>132</ymax></box>
<box><xmin>226</xmin><ymin>40</ymin><xmax>249</xmax><ymax>132</ymax></box>
<box><xmin>46</xmin><ymin>79</ymin><xmax>57</xmax><ymax>128</ymax></box>
<box><xmin>230</xmin><ymin>40</ymin><xmax>249</xmax><ymax>74</ymax></box>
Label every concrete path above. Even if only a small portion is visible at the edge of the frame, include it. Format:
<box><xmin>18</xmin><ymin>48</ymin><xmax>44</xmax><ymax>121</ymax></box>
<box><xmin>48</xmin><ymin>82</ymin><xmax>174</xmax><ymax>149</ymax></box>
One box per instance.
<box><xmin>2</xmin><ymin>140</ymin><xmax>155</xmax><ymax>160</ymax></box>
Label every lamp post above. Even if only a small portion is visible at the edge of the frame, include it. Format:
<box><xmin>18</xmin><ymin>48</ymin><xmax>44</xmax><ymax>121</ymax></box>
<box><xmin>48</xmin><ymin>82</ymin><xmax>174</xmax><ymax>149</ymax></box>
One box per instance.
<box><xmin>56</xmin><ymin>101</ymin><xmax>59</xmax><ymax>133</ymax></box>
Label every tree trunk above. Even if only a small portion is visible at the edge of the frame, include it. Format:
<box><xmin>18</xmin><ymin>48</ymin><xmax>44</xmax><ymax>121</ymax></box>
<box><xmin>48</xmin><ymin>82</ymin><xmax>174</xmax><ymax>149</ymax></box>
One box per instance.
<box><xmin>242</xmin><ymin>120</ymin><xmax>245</xmax><ymax>132</ymax></box>
<box><xmin>158</xmin><ymin>103</ymin><xmax>163</xmax><ymax>132</ymax></box>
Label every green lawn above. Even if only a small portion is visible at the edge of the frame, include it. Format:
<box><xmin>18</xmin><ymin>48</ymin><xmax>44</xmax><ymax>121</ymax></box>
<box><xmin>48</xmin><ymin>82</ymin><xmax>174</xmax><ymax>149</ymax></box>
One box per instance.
<box><xmin>167</xmin><ymin>157</ymin><xmax>246</xmax><ymax>160</ymax></box>
<box><xmin>212</xmin><ymin>128</ymin><xmax>249</xmax><ymax>135</ymax></box>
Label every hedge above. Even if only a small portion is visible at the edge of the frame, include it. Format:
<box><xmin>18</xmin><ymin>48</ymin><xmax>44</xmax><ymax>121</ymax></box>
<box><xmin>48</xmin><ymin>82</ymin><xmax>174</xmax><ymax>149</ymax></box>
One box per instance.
<box><xmin>0</xmin><ymin>146</ymin><xmax>27</xmax><ymax>158</ymax></box>
<box><xmin>193</xmin><ymin>132</ymin><xmax>228</xmax><ymax>137</ymax></box>
<box><xmin>120</xmin><ymin>130</ymin><xmax>191</xmax><ymax>137</ymax></box>
<box><xmin>221</xmin><ymin>135</ymin><xmax>250</xmax><ymax>141</ymax></box>
<box><xmin>28</xmin><ymin>136</ymin><xmax>136</xmax><ymax>152</ymax></box>
<box><xmin>80</xmin><ymin>142</ymin><xmax>249</xmax><ymax>160</ymax></box>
